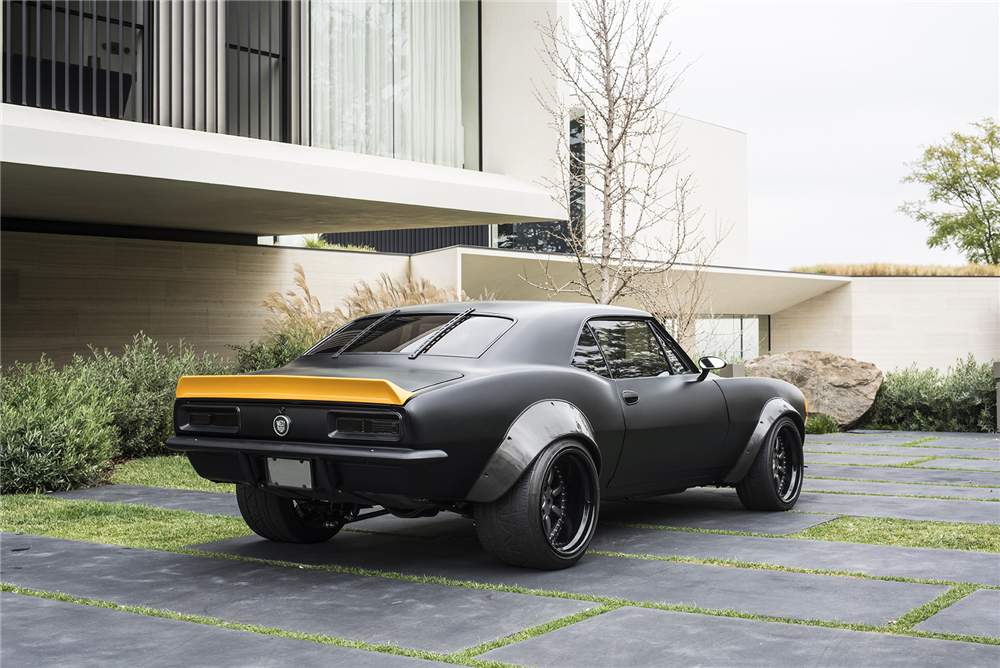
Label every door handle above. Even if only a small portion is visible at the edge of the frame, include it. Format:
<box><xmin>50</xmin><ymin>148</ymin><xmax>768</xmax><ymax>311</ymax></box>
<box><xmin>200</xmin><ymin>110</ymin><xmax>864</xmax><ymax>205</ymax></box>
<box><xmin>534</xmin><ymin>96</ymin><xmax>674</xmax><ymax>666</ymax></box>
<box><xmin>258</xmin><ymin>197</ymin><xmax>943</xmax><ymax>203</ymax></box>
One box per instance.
<box><xmin>622</xmin><ymin>390</ymin><xmax>639</xmax><ymax>405</ymax></box>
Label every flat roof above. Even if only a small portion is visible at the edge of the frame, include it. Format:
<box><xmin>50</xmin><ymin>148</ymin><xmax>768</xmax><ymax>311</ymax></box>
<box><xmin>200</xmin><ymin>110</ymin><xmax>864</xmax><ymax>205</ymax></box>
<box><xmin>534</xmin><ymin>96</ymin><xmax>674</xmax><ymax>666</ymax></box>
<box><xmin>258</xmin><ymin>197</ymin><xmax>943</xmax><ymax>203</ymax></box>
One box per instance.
<box><xmin>0</xmin><ymin>105</ymin><xmax>565</xmax><ymax>235</ymax></box>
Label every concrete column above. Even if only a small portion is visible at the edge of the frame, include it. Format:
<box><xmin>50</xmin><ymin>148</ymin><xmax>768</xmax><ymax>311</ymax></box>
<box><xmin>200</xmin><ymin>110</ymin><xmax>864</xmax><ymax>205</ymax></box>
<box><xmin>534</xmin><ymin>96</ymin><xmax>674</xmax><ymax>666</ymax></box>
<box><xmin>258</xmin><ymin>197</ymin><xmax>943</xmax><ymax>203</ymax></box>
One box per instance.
<box><xmin>720</xmin><ymin>364</ymin><xmax>745</xmax><ymax>378</ymax></box>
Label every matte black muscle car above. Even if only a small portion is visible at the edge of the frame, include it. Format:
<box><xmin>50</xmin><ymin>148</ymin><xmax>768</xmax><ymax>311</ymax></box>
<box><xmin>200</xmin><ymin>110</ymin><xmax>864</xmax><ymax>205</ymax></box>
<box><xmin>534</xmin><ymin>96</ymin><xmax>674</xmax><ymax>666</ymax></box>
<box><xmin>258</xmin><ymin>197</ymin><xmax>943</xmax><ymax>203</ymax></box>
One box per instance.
<box><xmin>167</xmin><ymin>302</ymin><xmax>807</xmax><ymax>570</ymax></box>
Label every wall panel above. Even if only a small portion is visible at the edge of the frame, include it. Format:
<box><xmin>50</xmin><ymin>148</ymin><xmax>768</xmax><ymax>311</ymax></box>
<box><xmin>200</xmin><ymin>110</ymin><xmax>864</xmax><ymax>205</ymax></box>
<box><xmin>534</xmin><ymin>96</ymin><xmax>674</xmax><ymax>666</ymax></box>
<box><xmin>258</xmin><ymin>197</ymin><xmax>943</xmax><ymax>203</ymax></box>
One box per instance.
<box><xmin>1</xmin><ymin>231</ymin><xmax>411</xmax><ymax>368</ymax></box>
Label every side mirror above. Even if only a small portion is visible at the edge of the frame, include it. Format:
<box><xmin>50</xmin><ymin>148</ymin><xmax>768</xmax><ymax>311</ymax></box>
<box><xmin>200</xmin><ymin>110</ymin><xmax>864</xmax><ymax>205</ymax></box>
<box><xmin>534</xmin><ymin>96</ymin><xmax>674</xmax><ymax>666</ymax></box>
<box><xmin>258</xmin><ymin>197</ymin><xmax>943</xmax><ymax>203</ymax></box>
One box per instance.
<box><xmin>696</xmin><ymin>356</ymin><xmax>727</xmax><ymax>381</ymax></box>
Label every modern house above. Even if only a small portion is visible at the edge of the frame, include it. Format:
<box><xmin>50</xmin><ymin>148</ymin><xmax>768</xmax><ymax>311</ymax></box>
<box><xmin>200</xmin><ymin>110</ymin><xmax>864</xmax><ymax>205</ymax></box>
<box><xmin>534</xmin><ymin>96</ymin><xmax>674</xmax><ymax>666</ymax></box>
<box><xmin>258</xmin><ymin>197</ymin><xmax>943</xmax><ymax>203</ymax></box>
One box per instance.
<box><xmin>2</xmin><ymin>0</ymin><xmax>996</xmax><ymax>373</ymax></box>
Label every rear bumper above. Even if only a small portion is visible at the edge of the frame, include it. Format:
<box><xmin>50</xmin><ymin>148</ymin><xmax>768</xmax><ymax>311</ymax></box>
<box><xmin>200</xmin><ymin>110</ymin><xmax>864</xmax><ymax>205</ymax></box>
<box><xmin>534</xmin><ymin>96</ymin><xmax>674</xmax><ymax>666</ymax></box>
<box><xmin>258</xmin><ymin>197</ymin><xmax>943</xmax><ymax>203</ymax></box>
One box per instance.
<box><xmin>165</xmin><ymin>436</ymin><xmax>451</xmax><ymax>500</ymax></box>
<box><xmin>166</xmin><ymin>436</ymin><xmax>447</xmax><ymax>465</ymax></box>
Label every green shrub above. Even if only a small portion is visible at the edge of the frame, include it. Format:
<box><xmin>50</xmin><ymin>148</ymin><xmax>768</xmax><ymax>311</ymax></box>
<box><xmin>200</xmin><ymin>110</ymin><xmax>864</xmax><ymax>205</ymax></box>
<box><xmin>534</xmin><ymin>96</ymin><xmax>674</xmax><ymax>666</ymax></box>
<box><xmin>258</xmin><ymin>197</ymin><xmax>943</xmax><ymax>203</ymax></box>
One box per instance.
<box><xmin>805</xmin><ymin>413</ymin><xmax>839</xmax><ymax>434</ymax></box>
<box><xmin>1</xmin><ymin>358</ymin><xmax>118</xmax><ymax>493</ymax></box>
<box><xmin>228</xmin><ymin>332</ymin><xmax>309</xmax><ymax>373</ymax></box>
<box><xmin>863</xmin><ymin>355</ymin><xmax>998</xmax><ymax>433</ymax></box>
<box><xmin>70</xmin><ymin>334</ymin><xmax>234</xmax><ymax>458</ymax></box>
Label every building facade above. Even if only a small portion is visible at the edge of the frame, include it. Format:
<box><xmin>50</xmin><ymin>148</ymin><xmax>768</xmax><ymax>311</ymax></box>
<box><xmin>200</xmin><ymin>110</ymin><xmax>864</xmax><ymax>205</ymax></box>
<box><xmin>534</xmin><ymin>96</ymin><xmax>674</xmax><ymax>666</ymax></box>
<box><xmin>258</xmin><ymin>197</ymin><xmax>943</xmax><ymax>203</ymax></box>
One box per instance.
<box><xmin>2</xmin><ymin>0</ymin><xmax>995</xmax><ymax>374</ymax></box>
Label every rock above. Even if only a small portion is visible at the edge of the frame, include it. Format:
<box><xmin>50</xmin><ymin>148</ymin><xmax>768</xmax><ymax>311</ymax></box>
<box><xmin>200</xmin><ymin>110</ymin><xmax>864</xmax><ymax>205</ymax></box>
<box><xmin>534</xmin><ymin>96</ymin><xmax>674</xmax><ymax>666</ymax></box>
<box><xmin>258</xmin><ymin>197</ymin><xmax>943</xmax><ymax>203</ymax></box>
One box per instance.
<box><xmin>745</xmin><ymin>350</ymin><xmax>883</xmax><ymax>430</ymax></box>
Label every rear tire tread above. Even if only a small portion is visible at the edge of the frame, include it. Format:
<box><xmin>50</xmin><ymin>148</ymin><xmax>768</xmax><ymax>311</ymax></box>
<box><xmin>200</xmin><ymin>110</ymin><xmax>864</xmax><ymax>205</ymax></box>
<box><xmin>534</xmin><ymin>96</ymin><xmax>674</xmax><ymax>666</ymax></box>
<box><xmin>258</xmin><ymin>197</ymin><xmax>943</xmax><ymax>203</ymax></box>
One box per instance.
<box><xmin>236</xmin><ymin>484</ymin><xmax>340</xmax><ymax>544</ymax></box>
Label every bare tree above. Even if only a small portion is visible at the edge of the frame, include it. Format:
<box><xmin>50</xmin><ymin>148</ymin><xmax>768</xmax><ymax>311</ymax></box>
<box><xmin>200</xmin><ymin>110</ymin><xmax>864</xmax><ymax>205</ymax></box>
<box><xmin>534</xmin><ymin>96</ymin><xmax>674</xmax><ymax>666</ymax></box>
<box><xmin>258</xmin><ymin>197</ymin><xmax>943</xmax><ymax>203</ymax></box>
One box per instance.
<box><xmin>526</xmin><ymin>0</ymin><xmax>722</xmax><ymax>307</ymax></box>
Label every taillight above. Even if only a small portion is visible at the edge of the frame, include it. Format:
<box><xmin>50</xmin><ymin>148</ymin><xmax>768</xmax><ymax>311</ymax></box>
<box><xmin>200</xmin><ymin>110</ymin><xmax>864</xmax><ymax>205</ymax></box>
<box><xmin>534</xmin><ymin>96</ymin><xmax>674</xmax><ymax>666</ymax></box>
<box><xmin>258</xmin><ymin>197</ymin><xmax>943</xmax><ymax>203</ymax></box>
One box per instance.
<box><xmin>179</xmin><ymin>405</ymin><xmax>240</xmax><ymax>434</ymax></box>
<box><xmin>328</xmin><ymin>410</ymin><xmax>402</xmax><ymax>441</ymax></box>
<box><xmin>336</xmin><ymin>417</ymin><xmax>400</xmax><ymax>435</ymax></box>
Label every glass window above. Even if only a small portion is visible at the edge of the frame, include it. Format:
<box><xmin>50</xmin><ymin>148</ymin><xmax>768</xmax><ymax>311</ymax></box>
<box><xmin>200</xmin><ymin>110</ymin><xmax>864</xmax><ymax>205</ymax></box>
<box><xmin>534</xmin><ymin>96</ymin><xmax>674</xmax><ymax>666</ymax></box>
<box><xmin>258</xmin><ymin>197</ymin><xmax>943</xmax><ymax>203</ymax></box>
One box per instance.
<box><xmin>310</xmin><ymin>0</ymin><xmax>470</xmax><ymax>168</ymax></box>
<box><xmin>651</xmin><ymin>326</ymin><xmax>694</xmax><ymax>374</ymax></box>
<box><xmin>309</xmin><ymin>314</ymin><xmax>511</xmax><ymax>358</ymax></box>
<box><xmin>571</xmin><ymin>325</ymin><xmax>611</xmax><ymax>378</ymax></box>
<box><xmin>589</xmin><ymin>320</ymin><xmax>673</xmax><ymax>379</ymax></box>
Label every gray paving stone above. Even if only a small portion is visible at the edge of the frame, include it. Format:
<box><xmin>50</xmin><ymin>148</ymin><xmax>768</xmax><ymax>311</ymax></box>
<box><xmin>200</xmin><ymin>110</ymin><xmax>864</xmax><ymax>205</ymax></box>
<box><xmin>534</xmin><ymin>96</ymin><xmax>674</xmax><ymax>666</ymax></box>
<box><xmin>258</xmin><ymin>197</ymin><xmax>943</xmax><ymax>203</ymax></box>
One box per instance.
<box><xmin>479</xmin><ymin>606</ymin><xmax>1000</xmax><ymax>668</ymax></box>
<box><xmin>596</xmin><ymin>499</ymin><xmax>838</xmax><ymax>534</ymax></box>
<box><xmin>805</xmin><ymin>478</ymin><xmax>999</xmax><ymax>501</ymax></box>
<box><xmin>914</xmin><ymin>589</ymin><xmax>1000</xmax><ymax>638</ymax></box>
<box><xmin>190</xmin><ymin>533</ymin><xmax>947</xmax><ymax>625</ymax></box>
<box><xmin>0</xmin><ymin>533</ymin><xmax>592</xmax><ymax>654</ymax></box>
<box><xmin>805</xmin><ymin>434</ymin><xmax>920</xmax><ymax>446</ymax></box>
<box><xmin>851</xmin><ymin>430</ymin><xmax>1000</xmax><ymax>442</ymax></box>
<box><xmin>0</xmin><ymin>592</ymin><xmax>439</xmax><ymax>668</ymax></box>
<box><xmin>804</xmin><ymin>453</ymin><xmax>924</xmax><ymax>466</ymax></box>
<box><xmin>49</xmin><ymin>485</ymin><xmax>240</xmax><ymax>516</ymax></box>
<box><xmin>51</xmin><ymin>484</ymin><xmax>836</xmax><ymax>535</ymax></box>
<box><xmin>588</xmin><ymin>525</ymin><xmax>1000</xmax><ymax>585</ymax></box>
<box><xmin>351</xmin><ymin>512</ymin><xmax>1000</xmax><ymax>586</ymax></box>
<box><xmin>634</xmin><ymin>487</ymin><xmax>1000</xmax><ymax>524</ymax></box>
<box><xmin>922</xmin><ymin>437</ymin><xmax>1000</xmax><ymax>449</ymax></box>
<box><xmin>808</xmin><ymin>463</ymin><xmax>999</xmax><ymax>486</ymax></box>
<box><xmin>914</xmin><ymin>458</ymin><xmax>1000</xmax><ymax>472</ymax></box>
<box><xmin>804</xmin><ymin>443</ymin><xmax>1000</xmax><ymax>459</ymax></box>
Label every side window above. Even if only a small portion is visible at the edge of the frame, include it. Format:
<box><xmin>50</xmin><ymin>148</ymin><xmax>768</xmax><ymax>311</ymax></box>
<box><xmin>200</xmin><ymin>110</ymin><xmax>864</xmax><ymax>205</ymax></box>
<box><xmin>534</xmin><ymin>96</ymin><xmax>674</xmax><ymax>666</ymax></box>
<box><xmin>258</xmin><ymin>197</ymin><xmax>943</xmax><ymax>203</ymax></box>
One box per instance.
<box><xmin>589</xmin><ymin>320</ymin><xmax>673</xmax><ymax>379</ymax></box>
<box><xmin>571</xmin><ymin>324</ymin><xmax>611</xmax><ymax>378</ymax></box>
<box><xmin>651</xmin><ymin>326</ymin><xmax>694</xmax><ymax>374</ymax></box>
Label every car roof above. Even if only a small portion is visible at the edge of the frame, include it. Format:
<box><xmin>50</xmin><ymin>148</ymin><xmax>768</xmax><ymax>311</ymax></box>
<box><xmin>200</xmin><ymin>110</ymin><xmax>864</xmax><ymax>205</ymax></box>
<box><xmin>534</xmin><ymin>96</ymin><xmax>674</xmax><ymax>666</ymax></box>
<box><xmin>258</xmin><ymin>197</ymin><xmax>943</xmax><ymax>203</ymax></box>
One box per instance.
<box><xmin>380</xmin><ymin>300</ymin><xmax>651</xmax><ymax>321</ymax></box>
<box><xmin>362</xmin><ymin>301</ymin><xmax>656</xmax><ymax>367</ymax></box>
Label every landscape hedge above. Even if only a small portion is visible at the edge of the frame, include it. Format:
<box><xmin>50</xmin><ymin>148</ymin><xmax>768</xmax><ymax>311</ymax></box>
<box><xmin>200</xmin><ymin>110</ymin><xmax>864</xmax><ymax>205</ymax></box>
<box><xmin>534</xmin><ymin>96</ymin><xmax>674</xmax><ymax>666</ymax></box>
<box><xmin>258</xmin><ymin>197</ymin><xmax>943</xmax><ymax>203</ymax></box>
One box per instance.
<box><xmin>861</xmin><ymin>355</ymin><xmax>997</xmax><ymax>433</ymax></box>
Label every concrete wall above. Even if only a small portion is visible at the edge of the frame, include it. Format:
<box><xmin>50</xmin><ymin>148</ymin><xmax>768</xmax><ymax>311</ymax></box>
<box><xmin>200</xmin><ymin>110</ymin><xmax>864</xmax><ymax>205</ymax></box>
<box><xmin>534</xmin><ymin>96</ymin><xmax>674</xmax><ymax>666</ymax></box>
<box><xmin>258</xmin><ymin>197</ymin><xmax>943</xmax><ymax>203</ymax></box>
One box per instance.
<box><xmin>670</xmin><ymin>115</ymin><xmax>748</xmax><ymax>268</ymax></box>
<box><xmin>0</xmin><ymin>231</ymin><xmax>412</xmax><ymax>368</ymax></box>
<box><xmin>771</xmin><ymin>277</ymin><xmax>1000</xmax><ymax>372</ymax></box>
<box><xmin>480</xmin><ymin>0</ymin><xmax>565</xmax><ymax>188</ymax></box>
<box><xmin>850</xmin><ymin>277</ymin><xmax>999</xmax><ymax>371</ymax></box>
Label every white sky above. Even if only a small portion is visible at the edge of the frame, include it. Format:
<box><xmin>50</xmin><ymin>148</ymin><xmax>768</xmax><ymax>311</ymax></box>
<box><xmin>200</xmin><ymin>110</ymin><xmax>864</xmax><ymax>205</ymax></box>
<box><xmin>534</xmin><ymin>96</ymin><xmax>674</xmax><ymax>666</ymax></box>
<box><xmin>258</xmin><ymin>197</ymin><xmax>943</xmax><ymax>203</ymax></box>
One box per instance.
<box><xmin>661</xmin><ymin>0</ymin><xmax>999</xmax><ymax>270</ymax></box>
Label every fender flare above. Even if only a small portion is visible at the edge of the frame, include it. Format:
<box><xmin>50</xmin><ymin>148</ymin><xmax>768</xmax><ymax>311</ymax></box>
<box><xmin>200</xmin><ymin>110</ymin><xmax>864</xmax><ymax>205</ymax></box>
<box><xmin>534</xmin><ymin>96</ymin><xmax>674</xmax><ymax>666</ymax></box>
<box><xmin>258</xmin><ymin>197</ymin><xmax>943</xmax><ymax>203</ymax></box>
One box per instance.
<box><xmin>722</xmin><ymin>397</ymin><xmax>803</xmax><ymax>485</ymax></box>
<box><xmin>464</xmin><ymin>400</ymin><xmax>598</xmax><ymax>503</ymax></box>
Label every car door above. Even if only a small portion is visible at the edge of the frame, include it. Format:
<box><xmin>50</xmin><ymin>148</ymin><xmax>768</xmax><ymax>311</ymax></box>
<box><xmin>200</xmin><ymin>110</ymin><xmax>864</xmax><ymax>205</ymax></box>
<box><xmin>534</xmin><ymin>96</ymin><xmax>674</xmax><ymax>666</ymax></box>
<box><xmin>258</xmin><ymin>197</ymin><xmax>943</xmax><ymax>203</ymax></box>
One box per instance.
<box><xmin>590</xmin><ymin>318</ymin><xmax>730</xmax><ymax>490</ymax></box>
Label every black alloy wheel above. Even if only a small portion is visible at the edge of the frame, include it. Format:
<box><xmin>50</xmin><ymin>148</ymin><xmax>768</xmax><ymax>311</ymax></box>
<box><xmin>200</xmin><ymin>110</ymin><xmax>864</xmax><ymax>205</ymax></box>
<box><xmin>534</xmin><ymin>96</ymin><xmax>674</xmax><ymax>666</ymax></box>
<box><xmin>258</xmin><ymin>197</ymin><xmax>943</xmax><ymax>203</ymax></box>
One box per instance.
<box><xmin>770</xmin><ymin>421</ymin><xmax>801</xmax><ymax>504</ymax></box>
<box><xmin>735</xmin><ymin>416</ymin><xmax>804</xmax><ymax>511</ymax></box>
<box><xmin>475</xmin><ymin>439</ymin><xmax>600</xmax><ymax>570</ymax></box>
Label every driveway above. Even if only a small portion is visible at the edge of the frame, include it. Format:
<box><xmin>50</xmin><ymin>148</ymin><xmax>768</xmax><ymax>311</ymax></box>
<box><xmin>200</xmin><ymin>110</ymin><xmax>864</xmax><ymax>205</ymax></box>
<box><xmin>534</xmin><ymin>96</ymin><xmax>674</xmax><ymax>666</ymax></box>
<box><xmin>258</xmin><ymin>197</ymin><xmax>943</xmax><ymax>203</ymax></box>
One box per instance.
<box><xmin>3</xmin><ymin>431</ymin><xmax>999</xmax><ymax>667</ymax></box>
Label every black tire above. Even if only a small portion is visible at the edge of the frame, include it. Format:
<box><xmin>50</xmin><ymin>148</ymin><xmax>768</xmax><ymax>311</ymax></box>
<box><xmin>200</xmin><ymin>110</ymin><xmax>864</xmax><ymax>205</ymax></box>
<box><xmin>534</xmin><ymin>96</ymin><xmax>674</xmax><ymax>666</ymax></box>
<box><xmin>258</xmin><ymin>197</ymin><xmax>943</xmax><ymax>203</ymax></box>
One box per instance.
<box><xmin>474</xmin><ymin>439</ymin><xmax>599</xmax><ymax>570</ymax></box>
<box><xmin>236</xmin><ymin>484</ymin><xmax>343</xmax><ymax>544</ymax></box>
<box><xmin>735</xmin><ymin>416</ymin><xmax>804</xmax><ymax>511</ymax></box>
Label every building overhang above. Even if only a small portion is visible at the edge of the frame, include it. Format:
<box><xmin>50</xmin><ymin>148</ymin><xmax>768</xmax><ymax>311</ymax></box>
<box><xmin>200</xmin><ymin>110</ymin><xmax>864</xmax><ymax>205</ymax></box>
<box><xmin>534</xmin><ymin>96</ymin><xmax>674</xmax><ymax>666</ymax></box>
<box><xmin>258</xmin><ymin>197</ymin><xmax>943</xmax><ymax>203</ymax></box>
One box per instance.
<box><xmin>0</xmin><ymin>105</ymin><xmax>566</xmax><ymax>235</ymax></box>
<box><xmin>415</xmin><ymin>247</ymin><xmax>851</xmax><ymax>315</ymax></box>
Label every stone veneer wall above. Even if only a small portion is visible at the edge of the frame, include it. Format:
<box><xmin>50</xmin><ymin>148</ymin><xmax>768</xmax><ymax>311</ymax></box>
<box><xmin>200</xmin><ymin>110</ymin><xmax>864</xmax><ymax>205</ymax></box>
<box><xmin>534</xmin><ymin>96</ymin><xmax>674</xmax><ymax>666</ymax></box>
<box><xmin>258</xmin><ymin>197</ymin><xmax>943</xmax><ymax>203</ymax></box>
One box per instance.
<box><xmin>771</xmin><ymin>276</ymin><xmax>1000</xmax><ymax>371</ymax></box>
<box><xmin>0</xmin><ymin>231</ymin><xmax>412</xmax><ymax>368</ymax></box>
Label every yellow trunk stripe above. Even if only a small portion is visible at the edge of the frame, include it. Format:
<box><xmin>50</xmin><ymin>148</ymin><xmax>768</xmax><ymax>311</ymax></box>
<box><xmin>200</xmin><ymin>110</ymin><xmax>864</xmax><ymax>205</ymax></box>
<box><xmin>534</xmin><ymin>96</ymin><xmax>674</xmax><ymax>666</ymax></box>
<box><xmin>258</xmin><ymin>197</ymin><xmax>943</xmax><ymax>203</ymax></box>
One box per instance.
<box><xmin>175</xmin><ymin>375</ymin><xmax>414</xmax><ymax>405</ymax></box>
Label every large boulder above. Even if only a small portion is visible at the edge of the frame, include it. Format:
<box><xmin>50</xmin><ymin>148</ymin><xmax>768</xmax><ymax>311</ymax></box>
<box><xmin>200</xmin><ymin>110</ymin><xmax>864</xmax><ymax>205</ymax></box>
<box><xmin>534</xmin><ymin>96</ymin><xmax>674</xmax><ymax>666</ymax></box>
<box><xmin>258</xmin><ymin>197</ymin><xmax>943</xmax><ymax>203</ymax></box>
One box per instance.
<box><xmin>744</xmin><ymin>350</ymin><xmax>883</xmax><ymax>430</ymax></box>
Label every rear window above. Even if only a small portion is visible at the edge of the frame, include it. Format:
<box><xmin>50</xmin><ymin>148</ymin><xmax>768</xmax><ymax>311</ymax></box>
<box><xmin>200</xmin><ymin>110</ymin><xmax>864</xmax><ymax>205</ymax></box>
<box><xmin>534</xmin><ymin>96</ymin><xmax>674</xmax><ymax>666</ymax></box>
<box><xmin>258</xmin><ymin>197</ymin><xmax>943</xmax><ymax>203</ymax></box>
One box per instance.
<box><xmin>308</xmin><ymin>313</ymin><xmax>513</xmax><ymax>358</ymax></box>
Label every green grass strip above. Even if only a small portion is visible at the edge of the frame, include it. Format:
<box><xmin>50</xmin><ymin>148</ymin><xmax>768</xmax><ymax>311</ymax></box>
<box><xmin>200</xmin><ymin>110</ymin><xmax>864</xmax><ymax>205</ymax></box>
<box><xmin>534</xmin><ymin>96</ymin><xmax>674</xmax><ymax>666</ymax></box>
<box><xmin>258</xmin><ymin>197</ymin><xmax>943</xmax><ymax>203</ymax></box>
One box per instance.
<box><xmin>602</xmin><ymin>516</ymin><xmax>1000</xmax><ymax>552</ymax></box>
<box><xmin>803</xmin><ymin>488</ymin><xmax>999</xmax><ymax>503</ymax></box>
<box><xmin>791</xmin><ymin>516</ymin><xmax>1000</xmax><ymax>552</ymax></box>
<box><xmin>110</xmin><ymin>455</ymin><xmax>234</xmax><ymax>494</ymax></box>
<box><xmin>894</xmin><ymin>584</ymin><xmax>984</xmax><ymax>631</ymax></box>
<box><xmin>0</xmin><ymin>494</ymin><xmax>251</xmax><ymax>550</ymax></box>
<box><xmin>806</xmin><ymin>475</ymin><xmax>995</xmax><ymax>489</ymax></box>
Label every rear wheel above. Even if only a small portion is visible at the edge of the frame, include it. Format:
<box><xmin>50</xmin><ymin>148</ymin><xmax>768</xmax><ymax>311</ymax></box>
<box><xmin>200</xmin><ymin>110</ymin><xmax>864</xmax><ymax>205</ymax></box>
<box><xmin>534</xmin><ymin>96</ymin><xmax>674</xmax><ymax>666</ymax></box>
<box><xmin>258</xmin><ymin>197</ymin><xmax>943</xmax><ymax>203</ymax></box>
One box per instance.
<box><xmin>736</xmin><ymin>416</ymin><xmax>803</xmax><ymax>511</ymax></box>
<box><xmin>236</xmin><ymin>484</ymin><xmax>344</xmax><ymax>543</ymax></box>
<box><xmin>474</xmin><ymin>439</ymin><xmax>599</xmax><ymax>570</ymax></box>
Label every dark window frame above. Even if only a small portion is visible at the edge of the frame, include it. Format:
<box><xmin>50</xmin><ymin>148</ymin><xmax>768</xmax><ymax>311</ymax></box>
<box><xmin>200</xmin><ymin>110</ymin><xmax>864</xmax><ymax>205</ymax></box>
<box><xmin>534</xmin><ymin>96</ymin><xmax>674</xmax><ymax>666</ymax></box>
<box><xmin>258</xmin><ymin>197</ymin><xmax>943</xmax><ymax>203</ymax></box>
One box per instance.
<box><xmin>307</xmin><ymin>312</ymin><xmax>514</xmax><ymax>359</ymax></box>
<box><xmin>570</xmin><ymin>322</ymin><xmax>612</xmax><ymax>378</ymax></box>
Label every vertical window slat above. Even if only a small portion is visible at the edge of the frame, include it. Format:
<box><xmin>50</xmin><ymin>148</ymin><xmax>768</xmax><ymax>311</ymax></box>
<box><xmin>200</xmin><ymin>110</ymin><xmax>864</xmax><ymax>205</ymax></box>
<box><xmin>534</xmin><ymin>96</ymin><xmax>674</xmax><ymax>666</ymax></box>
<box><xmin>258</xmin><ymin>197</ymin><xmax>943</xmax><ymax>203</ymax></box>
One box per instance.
<box><xmin>51</xmin><ymin>0</ymin><xmax>56</xmax><ymax>108</ymax></box>
<box><xmin>256</xmin><ymin>0</ymin><xmax>260</xmax><ymax>139</ymax></box>
<box><xmin>64</xmin><ymin>0</ymin><xmax>69</xmax><ymax>110</ymax></box>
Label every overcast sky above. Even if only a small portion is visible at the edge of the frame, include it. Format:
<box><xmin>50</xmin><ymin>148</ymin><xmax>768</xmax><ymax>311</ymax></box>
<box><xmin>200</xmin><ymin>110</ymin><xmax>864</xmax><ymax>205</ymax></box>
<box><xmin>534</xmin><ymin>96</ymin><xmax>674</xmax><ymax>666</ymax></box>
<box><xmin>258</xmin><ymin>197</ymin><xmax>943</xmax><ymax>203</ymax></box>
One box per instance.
<box><xmin>660</xmin><ymin>0</ymin><xmax>999</xmax><ymax>270</ymax></box>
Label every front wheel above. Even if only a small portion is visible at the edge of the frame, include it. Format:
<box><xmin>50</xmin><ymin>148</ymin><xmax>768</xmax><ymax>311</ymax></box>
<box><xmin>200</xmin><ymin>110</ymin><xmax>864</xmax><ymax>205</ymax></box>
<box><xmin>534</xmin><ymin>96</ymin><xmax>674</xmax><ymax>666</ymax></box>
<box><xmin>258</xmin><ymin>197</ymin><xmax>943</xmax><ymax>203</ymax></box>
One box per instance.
<box><xmin>735</xmin><ymin>416</ymin><xmax>804</xmax><ymax>511</ymax></box>
<box><xmin>236</xmin><ymin>484</ymin><xmax>344</xmax><ymax>543</ymax></box>
<box><xmin>474</xmin><ymin>439</ymin><xmax>599</xmax><ymax>570</ymax></box>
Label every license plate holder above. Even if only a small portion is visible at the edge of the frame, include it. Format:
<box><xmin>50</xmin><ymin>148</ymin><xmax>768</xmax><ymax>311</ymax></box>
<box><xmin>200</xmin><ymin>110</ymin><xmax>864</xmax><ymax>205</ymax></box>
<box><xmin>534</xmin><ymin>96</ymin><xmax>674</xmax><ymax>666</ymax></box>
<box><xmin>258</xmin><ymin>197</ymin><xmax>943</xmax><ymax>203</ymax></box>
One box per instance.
<box><xmin>266</xmin><ymin>457</ymin><xmax>313</xmax><ymax>490</ymax></box>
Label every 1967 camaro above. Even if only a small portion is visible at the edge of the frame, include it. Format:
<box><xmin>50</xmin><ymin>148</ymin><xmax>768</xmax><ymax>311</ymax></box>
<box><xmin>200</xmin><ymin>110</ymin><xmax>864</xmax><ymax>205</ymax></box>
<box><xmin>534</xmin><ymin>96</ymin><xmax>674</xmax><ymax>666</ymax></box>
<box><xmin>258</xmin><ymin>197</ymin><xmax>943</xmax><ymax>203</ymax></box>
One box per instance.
<box><xmin>167</xmin><ymin>302</ymin><xmax>807</xmax><ymax>570</ymax></box>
